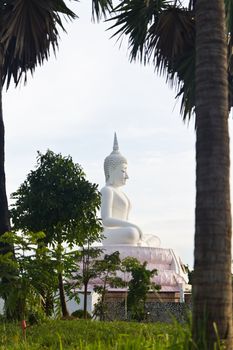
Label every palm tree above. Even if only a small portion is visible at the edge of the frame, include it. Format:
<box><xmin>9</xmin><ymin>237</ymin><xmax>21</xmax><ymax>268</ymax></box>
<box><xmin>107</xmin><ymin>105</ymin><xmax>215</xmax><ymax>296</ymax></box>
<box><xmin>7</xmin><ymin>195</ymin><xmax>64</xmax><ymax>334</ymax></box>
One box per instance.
<box><xmin>95</xmin><ymin>0</ymin><xmax>233</xmax><ymax>346</ymax></box>
<box><xmin>193</xmin><ymin>0</ymin><xmax>232</xmax><ymax>347</ymax></box>
<box><xmin>0</xmin><ymin>0</ymin><xmax>76</xmax><ymax>251</ymax></box>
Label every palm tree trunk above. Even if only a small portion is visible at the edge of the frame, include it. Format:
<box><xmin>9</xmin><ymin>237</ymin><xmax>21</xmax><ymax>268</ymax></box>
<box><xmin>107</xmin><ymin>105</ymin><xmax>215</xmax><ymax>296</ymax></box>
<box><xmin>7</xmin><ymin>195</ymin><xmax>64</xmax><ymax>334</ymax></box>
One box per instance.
<box><xmin>193</xmin><ymin>0</ymin><xmax>233</xmax><ymax>348</ymax></box>
<box><xmin>0</xmin><ymin>62</ymin><xmax>16</xmax><ymax>319</ymax></box>
<box><xmin>0</xmin><ymin>63</ymin><xmax>11</xmax><ymax>254</ymax></box>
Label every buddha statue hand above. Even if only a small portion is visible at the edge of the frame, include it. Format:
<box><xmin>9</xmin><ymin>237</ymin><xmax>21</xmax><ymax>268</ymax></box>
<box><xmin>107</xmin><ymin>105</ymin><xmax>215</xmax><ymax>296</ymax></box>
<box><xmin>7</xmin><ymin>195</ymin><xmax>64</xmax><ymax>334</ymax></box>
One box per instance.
<box><xmin>133</xmin><ymin>224</ymin><xmax>143</xmax><ymax>241</ymax></box>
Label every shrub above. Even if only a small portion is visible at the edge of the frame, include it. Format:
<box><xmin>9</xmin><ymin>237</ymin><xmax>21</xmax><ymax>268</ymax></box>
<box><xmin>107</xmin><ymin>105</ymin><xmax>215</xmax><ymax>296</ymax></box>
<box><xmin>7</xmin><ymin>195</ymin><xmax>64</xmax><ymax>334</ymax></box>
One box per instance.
<box><xmin>71</xmin><ymin>309</ymin><xmax>91</xmax><ymax>319</ymax></box>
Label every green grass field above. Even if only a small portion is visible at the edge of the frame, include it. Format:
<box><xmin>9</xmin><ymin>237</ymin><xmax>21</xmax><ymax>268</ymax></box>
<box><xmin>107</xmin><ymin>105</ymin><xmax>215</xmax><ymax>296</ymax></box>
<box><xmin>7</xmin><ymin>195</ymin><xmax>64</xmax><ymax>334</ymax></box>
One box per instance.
<box><xmin>0</xmin><ymin>319</ymin><xmax>193</xmax><ymax>349</ymax></box>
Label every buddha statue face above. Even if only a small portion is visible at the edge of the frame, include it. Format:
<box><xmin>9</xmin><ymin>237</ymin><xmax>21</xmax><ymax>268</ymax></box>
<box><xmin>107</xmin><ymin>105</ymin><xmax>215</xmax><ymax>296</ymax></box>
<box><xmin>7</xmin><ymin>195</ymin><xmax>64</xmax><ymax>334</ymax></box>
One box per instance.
<box><xmin>107</xmin><ymin>162</ymin><xmax>129</xmax><ymax>187</ymax></box>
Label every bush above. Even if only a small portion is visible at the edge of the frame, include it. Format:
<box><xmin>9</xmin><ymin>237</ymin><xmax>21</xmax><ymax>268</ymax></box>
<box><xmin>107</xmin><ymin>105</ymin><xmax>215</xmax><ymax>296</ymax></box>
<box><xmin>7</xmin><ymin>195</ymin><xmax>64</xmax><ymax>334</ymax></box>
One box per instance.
<box><xmin>28</xmin><ymin>309</ymin><xmax>47</xmax><ymax>325</ymax></box>
<box><xmin>71</xmin><ymin>309</ymin><xmax>91</xmax><ymax>319</ymax></box>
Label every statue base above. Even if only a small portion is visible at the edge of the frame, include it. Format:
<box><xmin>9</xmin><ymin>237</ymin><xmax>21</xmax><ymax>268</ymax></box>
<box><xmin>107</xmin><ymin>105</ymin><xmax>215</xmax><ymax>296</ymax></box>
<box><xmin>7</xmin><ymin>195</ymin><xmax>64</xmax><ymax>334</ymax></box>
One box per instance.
<box><xmin>91</xmin><ymin>244</ymin><xmax>190</xmax><ymax>293</ymax></box>
<box><xmin>72</xmin><ymin>244</ymin><xmax>191</xmax><ymax>315</ymax></box>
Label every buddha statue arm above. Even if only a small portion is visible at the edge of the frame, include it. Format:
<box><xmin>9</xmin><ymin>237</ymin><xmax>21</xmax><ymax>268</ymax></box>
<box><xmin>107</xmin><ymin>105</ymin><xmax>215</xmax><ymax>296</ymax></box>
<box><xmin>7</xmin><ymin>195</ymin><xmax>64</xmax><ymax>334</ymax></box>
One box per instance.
<box><xmin>101</xmin><ymin>186</ymin><xmax>143</xmax><ymax>239</ymax></box>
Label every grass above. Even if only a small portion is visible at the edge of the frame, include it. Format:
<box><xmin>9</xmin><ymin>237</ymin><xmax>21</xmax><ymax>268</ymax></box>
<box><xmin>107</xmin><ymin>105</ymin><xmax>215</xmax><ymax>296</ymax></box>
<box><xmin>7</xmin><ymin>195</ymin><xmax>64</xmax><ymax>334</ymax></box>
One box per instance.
<box><xmin>0</xmin><ymin>319</ymin><xmax>193</xmax><ymax>350</ymax></box>
<box><xmin>0</xmin><ymin>318</ymin><xmax>226</xmax><ymax>350</ymax></box>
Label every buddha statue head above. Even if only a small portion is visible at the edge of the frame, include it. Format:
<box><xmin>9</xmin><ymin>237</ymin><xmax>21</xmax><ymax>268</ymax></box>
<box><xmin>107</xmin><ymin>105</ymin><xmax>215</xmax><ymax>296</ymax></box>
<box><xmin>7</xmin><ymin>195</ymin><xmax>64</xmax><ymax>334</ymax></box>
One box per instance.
<box><xmin>104</xmin><ymin>133</ymin><xmax>128</xmax><ymax>186</ymax></box>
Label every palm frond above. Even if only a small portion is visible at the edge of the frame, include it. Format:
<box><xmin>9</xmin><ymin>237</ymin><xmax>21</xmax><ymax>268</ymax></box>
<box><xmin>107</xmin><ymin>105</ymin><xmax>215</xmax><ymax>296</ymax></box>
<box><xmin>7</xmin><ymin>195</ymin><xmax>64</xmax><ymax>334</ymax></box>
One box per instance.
<box><xmin>92</xmin><ymin>0</ymin><xmax>113</xmax><ymax>21</ymax></box>
<box><xmin>188</xmin><ymin>0</ymin><xmax>195</xmax><ymax>11</ymax></box>
<box><xmin>147</xmin><ymin>7</ymin><xmax>195</xmax><ymax>119</ymax></box>
<box><xmin>225</xmin><ymin>0</ymin><xmax>233</xmax><ymax>33</ymax></box>
<box><xmin>109</xmin><ymin>1</ymin><xmax>195</xmax><ymax>118</ymax></box>
<box><xmin>225</xmin><ymin>0</ymin><xmax>233</xmax><ymax>71</ymax></box>
<box><xmin>109</xmin><ymin>0</ymin><xmax>172</xmax><ymax>62</ymax></box>
<box><xmin>147</xmin><ymin>7</ymin><xmax>194</xmax><ymax>72</ymax></box>
<box><xmin>174</xmin><ymin>49</ymin><xmax>195</xmax><ymax>121</ymax></box>
<box><xmin>0</xmin><ymin>0</ymin><xmax>77</xmax><ymax>89</ymax></box>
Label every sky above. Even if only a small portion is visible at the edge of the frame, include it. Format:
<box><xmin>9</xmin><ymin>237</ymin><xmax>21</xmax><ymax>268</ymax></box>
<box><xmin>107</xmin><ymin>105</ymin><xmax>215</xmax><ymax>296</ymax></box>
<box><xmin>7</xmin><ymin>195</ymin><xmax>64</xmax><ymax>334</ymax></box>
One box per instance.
<box><xmin>4</xmin><ymin>1</ymin><xmax>231</xmax><ymax>269</ymax></box>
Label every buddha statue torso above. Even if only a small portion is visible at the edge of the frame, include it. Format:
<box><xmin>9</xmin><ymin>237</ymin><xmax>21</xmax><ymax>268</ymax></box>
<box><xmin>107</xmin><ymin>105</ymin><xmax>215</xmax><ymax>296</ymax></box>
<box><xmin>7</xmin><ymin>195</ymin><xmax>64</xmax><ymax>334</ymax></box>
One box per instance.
<box><xmin>109</xmin><ymin>187</ymin><xmax>130</xmax><ymax>220</ymax></box>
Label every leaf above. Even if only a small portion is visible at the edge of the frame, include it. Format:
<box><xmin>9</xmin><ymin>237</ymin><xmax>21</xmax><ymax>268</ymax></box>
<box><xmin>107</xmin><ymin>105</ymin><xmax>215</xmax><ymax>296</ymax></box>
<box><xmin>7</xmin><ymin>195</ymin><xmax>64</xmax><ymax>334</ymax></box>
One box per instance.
<box><xmin>0</xmin><ymin>0</ymin><xmax>77</xmax><ymax>88</ymax></box>
<box><xmin>92</xmin><ymin>0</ymin><xmax>113</xmax><ymax>21</ymax></box>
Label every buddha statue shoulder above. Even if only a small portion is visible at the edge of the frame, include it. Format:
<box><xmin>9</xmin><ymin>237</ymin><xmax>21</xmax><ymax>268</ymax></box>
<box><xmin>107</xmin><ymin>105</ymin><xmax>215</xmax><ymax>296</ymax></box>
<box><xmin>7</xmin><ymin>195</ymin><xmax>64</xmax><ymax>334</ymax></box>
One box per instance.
<box><xmin>101</xmin><ymin>133</ymin><xmax>161</xmax><ymax>247</ymax></box>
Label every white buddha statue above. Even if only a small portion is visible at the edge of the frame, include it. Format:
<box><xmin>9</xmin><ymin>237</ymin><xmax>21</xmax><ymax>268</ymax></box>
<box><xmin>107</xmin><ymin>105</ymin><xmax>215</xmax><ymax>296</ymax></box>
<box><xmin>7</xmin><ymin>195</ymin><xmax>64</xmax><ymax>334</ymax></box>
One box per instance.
<box><xmin>101</xmin><ymin>133</ymin><xmax>161</xmax><ymax>247</ymax></box>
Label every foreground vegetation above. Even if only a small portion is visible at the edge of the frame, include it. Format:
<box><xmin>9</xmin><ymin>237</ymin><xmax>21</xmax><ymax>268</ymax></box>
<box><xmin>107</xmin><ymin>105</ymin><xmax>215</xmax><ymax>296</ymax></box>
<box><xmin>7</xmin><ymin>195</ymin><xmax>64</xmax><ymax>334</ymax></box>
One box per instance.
<box><xmin>0</xmin><ymin>319</ymin><xmax>194</xmax><ymax>350</ymax></box>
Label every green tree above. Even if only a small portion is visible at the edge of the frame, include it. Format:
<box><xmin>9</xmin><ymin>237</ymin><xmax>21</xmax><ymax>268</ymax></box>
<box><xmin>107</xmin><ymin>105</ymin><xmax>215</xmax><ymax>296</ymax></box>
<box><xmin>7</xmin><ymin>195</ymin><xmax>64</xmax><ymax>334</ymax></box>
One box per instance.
<box><xmin>10</xmin><ymin>150</ymin><xmax>102</xmax><ymax>318</ymax></box>
<box><xmin>93</xmin><ymin>0</ymin><xmax>233</xmax><ymax>346</ymax></box>
<box><xmin>0</xmin><ymin>230</ymin><xmax>57</xmax><ymax>321</ymax></box>
<box><xmin>0</xmin><ymin>1</ymin><xmax>76</xmax><ymax>253</ymax></box>
<box><xmin>79</xmin><ymin>246</ymin><xmax>103</xmax><ymax>320</ymax></box>
<box><xmin>122</xmin><ymin>257</ymin><xmax>160</xmax><ymax>321</ymax></box>
<box><xmin>93</xmin><ymin>251</ymin><xmax>123</xmax><ymax>320</ymax></box>
<box><xmin>70</xmin><ymin>244</ymin><xmax>103</xmax><ymax>319</ymax></box>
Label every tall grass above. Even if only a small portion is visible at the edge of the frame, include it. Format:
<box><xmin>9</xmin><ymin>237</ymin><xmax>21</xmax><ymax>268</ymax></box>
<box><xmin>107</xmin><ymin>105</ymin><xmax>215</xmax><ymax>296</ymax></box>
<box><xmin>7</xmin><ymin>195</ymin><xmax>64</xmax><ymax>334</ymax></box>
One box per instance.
<box><xmin>0</xmin><ymin>319</ymin><xmax>225</xmax><ymax>349</ymax></box>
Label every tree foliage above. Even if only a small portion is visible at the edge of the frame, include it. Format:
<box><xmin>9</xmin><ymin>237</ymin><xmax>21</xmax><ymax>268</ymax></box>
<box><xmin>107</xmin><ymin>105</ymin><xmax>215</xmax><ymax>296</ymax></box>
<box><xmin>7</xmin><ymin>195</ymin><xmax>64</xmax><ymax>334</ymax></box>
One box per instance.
<box><xmin>70</xmin><ymin>244</ymin><xmax>103</xmax><ymax>319</ymax></box>
<box><xmin>122</xmin><ymin>257</ymin><xmax>160</xmax><ymax>321</ymax></box>
<box><xmin>0</xmin><ymin>231</ymin><xmax>57</xmax><ymax>321</ymax></box>
<box><xmin>10</xmin><ymin>150</ymin><xmax>102</xmax><ymax>317</ymax></box>
<box><xmin>11</xmin><ymin>150</ymin><xmax>102</xmax><ymax>246</ymax></box>
<box><xmin>93</xmin><ymin>251</ymin><xmax>124</xmax><ymax>320</ymax></box>
<box><xmin>0</xmin><ymin>0</ymin><xmax>77</xmax><ymax>88</ymax></box>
